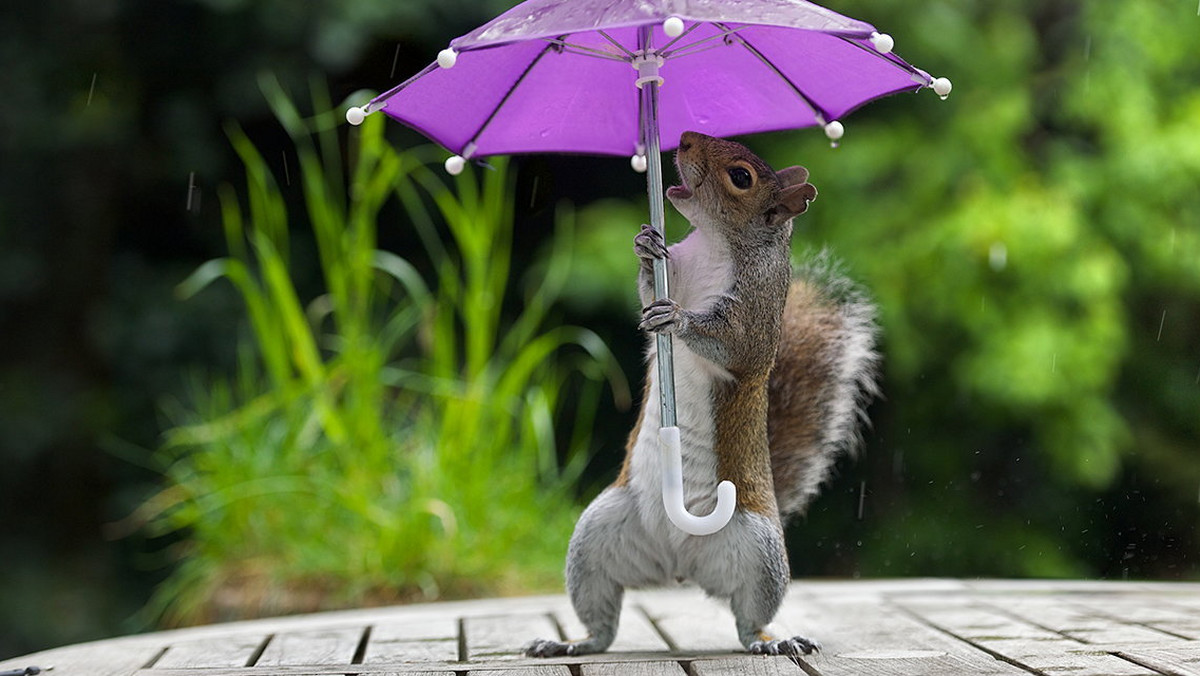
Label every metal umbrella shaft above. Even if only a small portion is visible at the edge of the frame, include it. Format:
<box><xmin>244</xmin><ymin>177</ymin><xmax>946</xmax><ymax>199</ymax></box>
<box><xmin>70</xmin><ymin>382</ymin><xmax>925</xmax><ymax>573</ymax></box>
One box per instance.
<box><xmin>638</xmin><ymin>27</ymin><xmax>678</xmax><ymax>430</ymax></box>
<box><xmin>637</xmin><ymin>26</ymin><xmax>737</xmax><ymax>537</ymax></box>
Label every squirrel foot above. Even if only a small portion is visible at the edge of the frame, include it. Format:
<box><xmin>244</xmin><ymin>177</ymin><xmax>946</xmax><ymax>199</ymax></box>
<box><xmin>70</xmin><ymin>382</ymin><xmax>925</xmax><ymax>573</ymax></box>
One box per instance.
<box><xmin>634</xmin><ymin>223</ymin><xmax>670</xmax><ymax>262</ymax></box>
<box><xmin>748</xmin><ymin>635</ymin><xmax>820</xmax><ymax>656</ymax></box>
<box><xmin>524</xmin><ymin>637</ymin><xmax>604</xmax><ymax>658</ymax></box>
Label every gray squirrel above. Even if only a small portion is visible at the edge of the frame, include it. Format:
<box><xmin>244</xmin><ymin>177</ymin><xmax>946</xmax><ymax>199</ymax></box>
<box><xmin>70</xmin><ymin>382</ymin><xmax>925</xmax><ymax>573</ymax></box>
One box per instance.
<box><xmin>527</xmin><ymin>131</ymin><xmax>879</xmax><ymax>657</ymax></box>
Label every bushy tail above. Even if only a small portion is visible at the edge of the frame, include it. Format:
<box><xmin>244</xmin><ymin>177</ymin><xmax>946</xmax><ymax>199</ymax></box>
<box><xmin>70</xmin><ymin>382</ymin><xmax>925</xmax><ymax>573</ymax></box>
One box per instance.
<box><xmin>768</xmin><ymin>250</ymin><xmax>880</xmax><ymax>520</ymax></box>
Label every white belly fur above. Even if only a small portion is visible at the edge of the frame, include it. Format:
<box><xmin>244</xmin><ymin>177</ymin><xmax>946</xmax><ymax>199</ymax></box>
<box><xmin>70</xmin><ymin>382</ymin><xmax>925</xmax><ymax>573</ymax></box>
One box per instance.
<box><xmin>622</xmin><ymin>229</ymin><xmax>775</xmax><ymax>595</ymax></box>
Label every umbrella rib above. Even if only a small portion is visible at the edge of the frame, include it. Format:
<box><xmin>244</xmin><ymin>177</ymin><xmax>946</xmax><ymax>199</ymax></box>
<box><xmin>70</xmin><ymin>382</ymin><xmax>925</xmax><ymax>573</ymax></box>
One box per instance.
<box><xmin>835</xmin><ymin>34</ymin><xmax>929</xmax><ymax>81</ymax></box>
<box><xmin>661</xmin><ymin>24</ymin><xmax>748</xmax><ymax>59</ymax></box>
<box><xmin>369</xmin><ymin>62</ymin><xmax>439</xmax><ymax>110</ymax></box>
<box><xmin>462</xmin><ymin>42</ymin><xmax>557</xmax><ymax>154</ymax></box>
<box><xmin>716</xmin><ymin>23</ymin><xmax>829</xmax><ymax>122</ymax></box>
<box><xmin>543</xmin><ymin>36</ymin><xmax>629</xmax><ymax>62</ymax></box>
<box><xmin>597</xmin><ymin>30</ymin><xmax>636</xmax><ymax>58</ymax></box>
<box><xmin>657</xmin><ymin>21</ymin><xmax>702</xmax><ymax>54</ymax></box>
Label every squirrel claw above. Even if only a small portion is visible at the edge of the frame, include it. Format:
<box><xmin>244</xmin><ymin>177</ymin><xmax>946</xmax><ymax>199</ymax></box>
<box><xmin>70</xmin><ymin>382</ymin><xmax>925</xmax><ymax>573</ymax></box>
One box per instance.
<box><xmin>640</xmin><ymin>298</ymin><xmax>684</xmax><ymax>334</ymax></box>
<box><xmin>634</xmin><ymin>223</ymin><xmax>670</xmax><ymax>262</ymax></box>
<box><xmin>748</xmin><ymin>635</ymin><xmax>820</xmax><ymax>656</ymax></box>
<box><xmin>524</xmin><ymin>638</ymin><xmax>574</xmax><ymax>657</ymax></box>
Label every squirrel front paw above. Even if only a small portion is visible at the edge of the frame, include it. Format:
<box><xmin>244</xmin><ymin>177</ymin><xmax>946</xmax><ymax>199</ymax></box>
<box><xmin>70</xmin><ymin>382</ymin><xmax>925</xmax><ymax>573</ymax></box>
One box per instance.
<box><xmin>633</xmin><ymin>223</ymin><xmax>669</xmax><ymax>263</ymax></box>
<box><xmin>639</xmin><ymin>298</ymin><xmax>686</xmax><ymax>334</ymax></box>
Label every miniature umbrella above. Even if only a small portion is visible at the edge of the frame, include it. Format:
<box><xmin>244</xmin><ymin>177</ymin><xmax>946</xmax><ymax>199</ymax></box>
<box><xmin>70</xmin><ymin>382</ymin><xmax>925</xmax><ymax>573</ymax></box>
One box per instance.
<box><xmin>347</xmin><ymin>0</ymin><xmax>950</xmax><ymax>536</ymax></box>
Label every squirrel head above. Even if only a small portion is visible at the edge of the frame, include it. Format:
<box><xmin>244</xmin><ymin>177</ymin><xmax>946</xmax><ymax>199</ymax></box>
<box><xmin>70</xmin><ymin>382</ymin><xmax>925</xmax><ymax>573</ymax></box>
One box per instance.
<box><xmin>666</xmin><ymin>131</ymin><xmax>817</xmax><ymax>242</ymax></box>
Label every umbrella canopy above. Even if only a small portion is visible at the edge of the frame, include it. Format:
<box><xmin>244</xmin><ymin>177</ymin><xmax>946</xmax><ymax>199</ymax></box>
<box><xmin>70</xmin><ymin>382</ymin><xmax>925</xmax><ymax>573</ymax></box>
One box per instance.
<box><xmin>353</xmin><ymin>0</ymin><xmax>949</xmax><ymax>160</ymax></box>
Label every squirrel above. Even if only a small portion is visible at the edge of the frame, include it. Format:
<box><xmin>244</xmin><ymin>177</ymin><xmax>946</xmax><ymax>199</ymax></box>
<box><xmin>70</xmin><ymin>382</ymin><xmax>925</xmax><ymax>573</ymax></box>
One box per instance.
<box><xmin>526</xmin><ymin>131</ymin><xmax>879</xmax><ymax>657</ymax></box>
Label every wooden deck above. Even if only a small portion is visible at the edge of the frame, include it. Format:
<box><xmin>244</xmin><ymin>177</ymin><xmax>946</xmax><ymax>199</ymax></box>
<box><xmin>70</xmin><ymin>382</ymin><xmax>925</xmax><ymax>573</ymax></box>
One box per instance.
<box><xmin>4</xmin><ymin>579</ymin><xmax>1199</xmax><ymax>676</ymax></box>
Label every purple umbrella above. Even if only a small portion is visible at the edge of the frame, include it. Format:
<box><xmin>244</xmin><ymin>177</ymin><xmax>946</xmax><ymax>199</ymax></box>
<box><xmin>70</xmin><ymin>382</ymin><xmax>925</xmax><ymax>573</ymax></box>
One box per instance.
<box><xmin>347</xmin><ymin>0</ymin><xmax>950</xmax><ymax>535</ymax></box>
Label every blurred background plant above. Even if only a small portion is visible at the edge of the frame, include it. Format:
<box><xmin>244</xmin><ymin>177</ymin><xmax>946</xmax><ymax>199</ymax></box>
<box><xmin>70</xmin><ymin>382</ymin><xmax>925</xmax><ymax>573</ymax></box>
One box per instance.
<box><xmin>126</xmin><ymin>75</ymin><xmax>625</xmax><ymax>626</ymax></box>
<box><xmin>1</xmin><ymin>0</ymin><xmax>1197</xmax><ymax>660</ymax></box>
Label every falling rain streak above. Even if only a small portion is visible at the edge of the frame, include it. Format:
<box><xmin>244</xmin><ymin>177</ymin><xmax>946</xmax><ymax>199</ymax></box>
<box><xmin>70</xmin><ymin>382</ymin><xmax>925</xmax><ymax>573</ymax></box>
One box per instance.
<box><xmin>87</xmin><ymin>73</ymin><xmax>97</xmax><ymax>107</ymax></box>
<box><xmin>186</xmin><ymin>172</ymin><xmax>201</xmax><ymax>212</ymax></box>
<box><xmin>391</xmin><ymin>44</ymin><xmax>402</xmax><ymax>78</ymax></box>
<box><xmin>1156</xmin><ymin>310</ymin><xmax>1166</xmax><ymax>342</ymax></box>
<box><xmin>282</xmin><ymin>151</ymin><xmax>291</xmax><ymax>186</ymax></box>
<box><xmin>857</xmin><ymin>481</ymin><xmax>866</xmax><ymax>520</ymax></box>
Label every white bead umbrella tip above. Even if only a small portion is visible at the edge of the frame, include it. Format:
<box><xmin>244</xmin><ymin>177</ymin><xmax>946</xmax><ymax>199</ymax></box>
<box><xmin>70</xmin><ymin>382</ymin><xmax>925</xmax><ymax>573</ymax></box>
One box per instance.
<box><xmin>663</xmin><ymin>16</ymin><xmax>685</xmax><ymax>37</ymax></box>
<box><xmin>870</xmin><ymin>32</ymin><xmax>894</xmax><ymax>54</ymax></box>
<box><xmin>437</xmin><ymin>48</ymin><xmax>458</xmax><ymax>69</ymax></box>
<box><xmin>932</xmin><ymin>76</ymin><xmax>953</xmax><ymax>100</ymax></box>
<box><xmin>345</xmin><ymin>106</ymin><xmax>366</xmax><ymax>126</ymax></box>
<box><xmin>445</xmin><ymin>155</ymin><xmax>466</xmax><ymax>175</ymax></box>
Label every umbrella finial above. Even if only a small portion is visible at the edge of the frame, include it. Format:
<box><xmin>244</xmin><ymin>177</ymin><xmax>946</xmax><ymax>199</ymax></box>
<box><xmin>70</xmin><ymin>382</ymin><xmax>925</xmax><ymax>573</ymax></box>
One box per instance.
<box><xmin>869</xmin><ymin>32</ymin><xmax>894</xmax><ymax>54</ymax></box>
<box><xmin>437</xmin><ymin>48</ymin><xmax>458</xmax><ymax>69</ymax></box>
<box><xmin>932</xmin><ymin>77</ymin><xmax>953</xmax><ymax>100</ymax></box>
<box><xmin>631</xmin><ymin>154</ymin><xmax>648</xmax><ymax>173</ymax></box>
<box><xmin>663</xmin><ymin>16</ymin><xmax>685</xmax><ymax>38</ymax></box>
<box><xmin>823</xmin><ymin>120</ymin><xmax>845</xmax><ymax>147</ymax></box>
<box><xmin>445</xmin><ymin>155</ymin><xmax>466</xmax><ymax>175</ymax></box>
<box><xmin>345</xmin><ymin>106</ymin><xmax>367</xmax><ymax>126</ymax></box>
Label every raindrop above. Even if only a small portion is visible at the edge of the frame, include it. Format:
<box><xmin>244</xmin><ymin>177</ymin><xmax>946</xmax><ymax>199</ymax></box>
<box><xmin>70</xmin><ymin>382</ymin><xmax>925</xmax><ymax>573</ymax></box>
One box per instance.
<box><xmin>390</xmin><ymin>43</ymin><xmax>402</xmax><ymax>78</ymax></box>
<box><xmin>988</xmin><ymin>242</ymin><xmax>1007</xmax><ymax>271</ymax></box>
<box><xmin>856</xmin><ymin>481</ymin><xmax>866</xmax><ymax>520</ymax></box>
<box><xmin>185</xmin><ymin>172</ymin><xmax>200</xmax><ymax>212</ymax></box>
<box><xmin>282</xmin><ymin>151</ymin><xmax>290</xmax><ymax>186</ymax></box>
<box><xmin>1156</xmin><ymin>310</ymin><xmax>1166</xmax><ymax>342</ymax></box>
<box><xmin>86</xmin><ymin>72</ymin><xmax>97</xmax><ymax>107</ymax></box>
<box><xmin>1051</xmin><ymin>353</ymin><xmax>1057</xmax><ymax>373</ymax></box>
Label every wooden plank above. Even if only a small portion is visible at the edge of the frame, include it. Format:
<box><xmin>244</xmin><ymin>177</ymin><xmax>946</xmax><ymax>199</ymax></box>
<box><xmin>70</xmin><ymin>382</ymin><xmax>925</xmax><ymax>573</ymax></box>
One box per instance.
<box><xmin>580</xmin><ymin>659</ymin><xmax>688</xmax><ymax>675</ymax></box>
<box><xmin>467</xmin><ymin>667</ymin><xmax>572</xmax><ymax>676</ymax></box>
<box><xmin>0</xmin><ymin>640</ymin><xmax>168</xmax><ymax>676</ymax></box>
<box><xmin>1111</xmin><ymin>643</ymin><xmax>1200</xmax><ymax>676</ymax></box>
<box><xmin>154</xmin><ymin>634</ymin><xmax>267</xmax><ymax>668</ymax></box>
<box><xmin>776</xmin><ymin>595</ymin><xmax>1026</xmax><ymax>676</ymax></box>
<box><xmin>1066</xmin><ymin>594</ymin><xmax>1200</xmax><ymax>640</ymax></box>
<box><xmin>465</xmin><ymin>613</ymin><xmax>561</xmax><ymax>661</ymax></box>
<box><xmin>635</xmin><ymin>591</ymin><xmax>743</xmax><ymax>653</ymax></box>
<box><xmin>690</xmin><ymin>656</ymin><xmax>804</xmax><ymax>675</ymax></box>
<box><xmin>364</xmin><ymin>618</ymin><xmax>461</xmax><ymax>663</ymax></box>
<box><xmin>898</xmin><ymin>599</ymin><xmax>1160</xmax><ymax>675</ymax></box>
<box><xmin>556</xmin><ymin>604</ymin><xmax>675</xmax><ymax>653</ymax></box>
<box><xmin>981</xmin><ymin>595</ymin><xmax>1186</xmax><ymax>645</ymax></box>
<box><xmin>253</xmin><ymin>626</ymin><xmax>363</xmax><ymax>666</ymax></box>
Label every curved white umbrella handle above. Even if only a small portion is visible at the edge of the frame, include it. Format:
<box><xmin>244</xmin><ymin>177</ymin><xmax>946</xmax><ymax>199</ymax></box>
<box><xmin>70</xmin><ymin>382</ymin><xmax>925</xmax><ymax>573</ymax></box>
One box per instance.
<box><xmin>659</xmin><ymin>427</ymin><xmax>737</xmax><ymax>536</ymax></box>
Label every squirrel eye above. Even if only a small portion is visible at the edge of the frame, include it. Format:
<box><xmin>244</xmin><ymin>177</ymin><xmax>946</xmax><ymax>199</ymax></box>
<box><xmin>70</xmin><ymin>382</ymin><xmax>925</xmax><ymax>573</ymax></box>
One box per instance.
<box><xmin>727</xmin><ymin>166</ymin><xmax>753</xmax><ymax>190</ymax></box>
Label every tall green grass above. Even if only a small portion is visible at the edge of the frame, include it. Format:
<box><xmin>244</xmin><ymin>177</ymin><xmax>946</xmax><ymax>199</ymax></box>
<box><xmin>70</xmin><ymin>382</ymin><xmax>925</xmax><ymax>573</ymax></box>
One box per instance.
<box><xmin>138</xmin><ymin>76</ymin><xmax>627</xmax><ymax>625</ymax></box>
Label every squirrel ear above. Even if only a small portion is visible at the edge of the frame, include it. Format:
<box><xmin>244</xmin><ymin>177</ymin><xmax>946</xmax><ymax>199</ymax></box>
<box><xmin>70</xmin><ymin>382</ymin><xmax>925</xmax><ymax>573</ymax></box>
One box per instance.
<box><xmin>768</xmin><ymin>181</ymin><xmax>818</xmax><ymax>225</ymax></box>
<box><xmin>776</xmin><ymin>165</ymin><xmax>810</xmax><ymax>188</ymax></box>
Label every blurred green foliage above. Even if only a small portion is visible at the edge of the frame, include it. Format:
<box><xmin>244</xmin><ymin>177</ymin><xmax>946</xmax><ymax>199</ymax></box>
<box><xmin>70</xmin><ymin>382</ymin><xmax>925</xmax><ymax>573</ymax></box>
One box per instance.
<box><xmin>135</xmin><ymin>78</ymin><xmax>625</xmax><ymax>625</ymax></box>
<box><xmin>1</xmin><ymin>0</ymin><xmax>1197</xmax><ymax>660</ymax></box>
<box><xmin>560</xmin><ymin>0</ymin><xmax>1200</xmax><ymax>579</ymax></box>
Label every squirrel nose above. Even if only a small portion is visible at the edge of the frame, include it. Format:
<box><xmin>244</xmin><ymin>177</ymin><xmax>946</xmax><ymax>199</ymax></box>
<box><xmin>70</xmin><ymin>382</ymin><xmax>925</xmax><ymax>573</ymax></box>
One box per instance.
<box><xmin>678</xmin><ymin>131</ymin><xmax>699</xmax><ymax>152</ymax></box>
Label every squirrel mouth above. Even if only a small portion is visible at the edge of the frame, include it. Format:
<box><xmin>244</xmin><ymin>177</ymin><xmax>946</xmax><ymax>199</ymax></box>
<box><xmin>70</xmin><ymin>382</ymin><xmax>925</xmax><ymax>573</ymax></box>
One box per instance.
<box><xmin>666</xmin><ymin>183</ymin><xmax>693</xmax><ymax>199</ymax></box>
